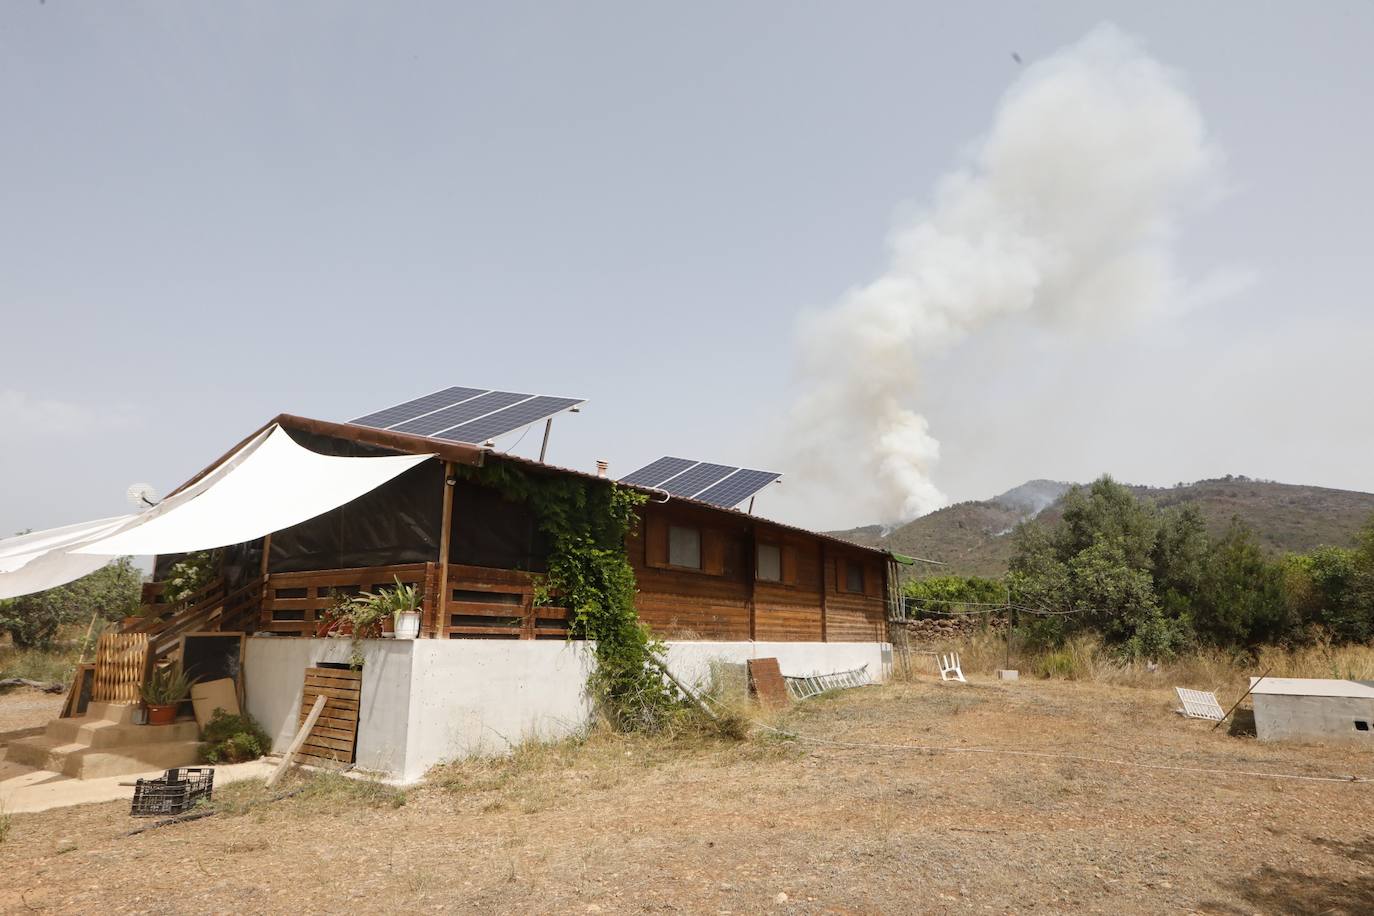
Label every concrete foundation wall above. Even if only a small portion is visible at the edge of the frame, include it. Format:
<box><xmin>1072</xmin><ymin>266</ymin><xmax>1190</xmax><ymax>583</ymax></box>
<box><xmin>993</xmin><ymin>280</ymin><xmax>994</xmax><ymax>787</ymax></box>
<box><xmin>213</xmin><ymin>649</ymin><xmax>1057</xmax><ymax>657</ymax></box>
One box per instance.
<box><xmin>1254</xmin><ymin>693</ymin><xmax>1374</xmax><ymax>744</ymax></box>
<box><xmin>244</xmin><ymin>637</ymin><xmax>890</xmax><ymax>782</ymax></box>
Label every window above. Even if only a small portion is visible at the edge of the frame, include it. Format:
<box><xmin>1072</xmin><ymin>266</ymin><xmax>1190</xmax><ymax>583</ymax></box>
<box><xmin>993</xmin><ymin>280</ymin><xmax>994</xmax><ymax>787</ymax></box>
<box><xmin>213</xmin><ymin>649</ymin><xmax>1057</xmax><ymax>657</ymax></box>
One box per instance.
<box><xmin>756</xmin><ymin>543</ymin><xmax>781</xmax><ymax>582</ymax></box>
<box><xmin>845</xmin><ymin>561</ymin><xmax>865</xmax><ymax>594</ymax></box>
<box><xmin>668</xmin><ymin>525</ymin><xmax>701</xmax><ymax>569</ymax></box>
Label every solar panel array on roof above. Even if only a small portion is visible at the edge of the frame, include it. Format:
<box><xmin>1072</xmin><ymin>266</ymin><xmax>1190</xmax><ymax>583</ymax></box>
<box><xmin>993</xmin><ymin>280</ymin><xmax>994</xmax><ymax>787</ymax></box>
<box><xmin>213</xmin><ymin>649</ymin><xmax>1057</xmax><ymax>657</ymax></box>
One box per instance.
<box><xmin>619</xmin><ymin>456</ymin><xmax>781</xmax><ymax>509</ymax></box>
<box><xmin>350</xmin><ymin>387</ymin><xmax>585</xmax><ymax>445</ymax></box>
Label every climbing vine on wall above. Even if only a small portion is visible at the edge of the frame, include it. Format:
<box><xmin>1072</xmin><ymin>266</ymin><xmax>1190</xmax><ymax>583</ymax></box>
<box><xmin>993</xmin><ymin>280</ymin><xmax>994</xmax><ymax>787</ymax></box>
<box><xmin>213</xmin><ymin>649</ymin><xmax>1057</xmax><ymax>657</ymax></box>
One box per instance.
<box><xmin>458</xmin><ymin>462</ymin><xmax>681</xmax><ymax>730</ymax></box>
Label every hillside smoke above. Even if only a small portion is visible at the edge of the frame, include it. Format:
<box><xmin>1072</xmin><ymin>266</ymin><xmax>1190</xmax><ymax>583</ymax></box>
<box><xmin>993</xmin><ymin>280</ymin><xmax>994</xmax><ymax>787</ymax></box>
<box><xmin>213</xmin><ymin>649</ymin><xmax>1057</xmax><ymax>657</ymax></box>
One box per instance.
<box><xmin>790</xmin><ymin>25</ymin><xmax>1220</xmax><ymax>524</ymax></box>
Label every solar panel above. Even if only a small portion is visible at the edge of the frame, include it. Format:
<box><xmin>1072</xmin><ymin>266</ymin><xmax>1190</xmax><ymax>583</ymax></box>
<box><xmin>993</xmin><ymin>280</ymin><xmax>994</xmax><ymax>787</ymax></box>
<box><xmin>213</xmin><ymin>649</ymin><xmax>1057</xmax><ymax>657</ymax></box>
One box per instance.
<box><xmin>659</xmin><ymin>462</ymin><xmax>735</xmax><ymax>498</ymax></box>
<box><xmin>437</xmin><ymin>396</ymin><xmax>584</xmax><ymax>444</ymax></box>
<box><xmin>618</xmin><ymin>456</ymin><xmax>697</xmax><ymax>488</ymax></box>
<box><xmin>350</xmin><ymin>386</ymin><xmax>585</xmax><ymax>445</ymax></box>
<box><xmin>619</xmin><ymin>456</ymin><xmax>782</xmax><ymax>508</ymax></box>
<box><xmin>351</xmin><ymin>386</ymin><xmax>486</xmax><ymax>429</ymax></box>
<box><xmin>694</xmin><ymin>468</ymin><xmax>782</xmax><ymax>508</ymax></box>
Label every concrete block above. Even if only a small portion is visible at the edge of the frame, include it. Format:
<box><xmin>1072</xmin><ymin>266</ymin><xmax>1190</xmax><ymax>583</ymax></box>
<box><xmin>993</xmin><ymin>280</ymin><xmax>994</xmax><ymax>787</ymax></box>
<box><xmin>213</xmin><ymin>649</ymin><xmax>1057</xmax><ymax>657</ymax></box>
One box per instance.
<box><xmin>996</xmin><ymin>669</ymin><xmax>1019</xmax><ymax>681</ymax></box>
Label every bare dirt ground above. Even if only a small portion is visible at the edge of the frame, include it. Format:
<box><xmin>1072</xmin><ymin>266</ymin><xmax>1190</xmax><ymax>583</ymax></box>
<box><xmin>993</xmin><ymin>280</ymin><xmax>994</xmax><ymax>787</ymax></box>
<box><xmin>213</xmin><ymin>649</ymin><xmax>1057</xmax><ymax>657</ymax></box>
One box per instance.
<box><xmin>0</xmin><ymin>688</ymin><xmax>63</xmax><ymax>735</ymax></box>
<box><xmin>2</xmin><ymin>677</ymin><xmax>1373</xmax><ymax>915</ymax></box>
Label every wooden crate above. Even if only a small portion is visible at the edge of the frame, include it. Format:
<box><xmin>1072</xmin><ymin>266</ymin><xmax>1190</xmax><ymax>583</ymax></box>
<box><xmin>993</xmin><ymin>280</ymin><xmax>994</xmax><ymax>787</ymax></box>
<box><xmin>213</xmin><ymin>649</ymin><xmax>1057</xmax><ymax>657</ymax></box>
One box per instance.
<box><xmin>298</xmin><ymin>667</ymin><xmax>361</xmax><ymax>768</ymax></box>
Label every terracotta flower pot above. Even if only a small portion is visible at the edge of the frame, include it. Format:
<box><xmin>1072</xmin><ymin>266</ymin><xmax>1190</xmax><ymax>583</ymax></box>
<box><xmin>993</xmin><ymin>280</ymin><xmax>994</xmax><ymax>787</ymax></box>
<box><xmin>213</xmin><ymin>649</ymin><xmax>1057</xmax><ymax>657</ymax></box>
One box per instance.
<box><xmin>146</xmin><ymin>704</ymin><xmax>178</xmax><ymax>726</ymax></box>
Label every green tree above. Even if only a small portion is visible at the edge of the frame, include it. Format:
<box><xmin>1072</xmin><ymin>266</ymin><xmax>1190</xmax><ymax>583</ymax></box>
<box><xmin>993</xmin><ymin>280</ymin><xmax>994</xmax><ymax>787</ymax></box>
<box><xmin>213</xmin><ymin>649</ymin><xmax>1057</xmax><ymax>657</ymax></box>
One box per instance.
<box><xmin>1056</xmin><ymin>476</ymin><xmax>1158</xmax><ymax>570</ymax></box>
<box><xmin>0</xmin><ymin>558</ymin><xmax>142</xmax><ymax>650</ymax></box>
<box><xmin>1283</xmin><ymin>546</ymin><xmax>1364</xmax><ymax>641</ymax></box>
<box><xmin>1193</xmin><ymin>521</ymin><xmax>1287</xmax><ymax>647</ymax></box>
<box><xmin>1152</xmin><ymin>504</ymin><xmax>1210</xmax><ymax>624</ymax></box>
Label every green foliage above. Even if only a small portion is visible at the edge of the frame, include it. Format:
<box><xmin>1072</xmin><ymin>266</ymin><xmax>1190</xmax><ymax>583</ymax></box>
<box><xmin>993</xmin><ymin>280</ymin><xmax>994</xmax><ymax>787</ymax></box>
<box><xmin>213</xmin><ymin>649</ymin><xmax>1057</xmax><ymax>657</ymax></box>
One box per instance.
<box><xmin>163</xmin><ymin>550</ymin><xmax>219</xmax><ymax>604</ymax></box>
<box><xmin>460</xmin><ymin>463</ymin><xmax>681</xmax><ymax>731</ymax></box>
<box><xmin>1009</xmin><ymin>475</ymin><xmax>1374</xmax><ymax>656</ymax></box>
<box><xmin>201</xmin><ymin>709</ymin><xmax>271</xmax><ymax>764</ymax></box>
<box><xmin>903</xmin><ymin>575</ymin><xmax>1005</xmax><ymax>615</ymax></box>
<box><xmin>0</xmin><ymin>557</ymin><xmax>141</xmax><ymax>650</ymax></box>
<box><xmin>140</xmin><ymin>664</ymin><xmax>192</xmax><ymax>706</ymax></box>
<box><xmin>1192</xmin><ymin>521</ymin><xmax>1288</xmax><ymax>647</ymax></box>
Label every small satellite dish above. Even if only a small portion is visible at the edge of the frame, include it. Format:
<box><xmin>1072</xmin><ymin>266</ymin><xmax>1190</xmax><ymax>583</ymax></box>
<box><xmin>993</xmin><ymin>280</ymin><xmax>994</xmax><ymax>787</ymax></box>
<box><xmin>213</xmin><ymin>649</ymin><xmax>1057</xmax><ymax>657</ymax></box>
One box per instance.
<box><xmin>126</xmin><ymin>482</ymin><xmax>161</xmax><ymax>508</ymax></box>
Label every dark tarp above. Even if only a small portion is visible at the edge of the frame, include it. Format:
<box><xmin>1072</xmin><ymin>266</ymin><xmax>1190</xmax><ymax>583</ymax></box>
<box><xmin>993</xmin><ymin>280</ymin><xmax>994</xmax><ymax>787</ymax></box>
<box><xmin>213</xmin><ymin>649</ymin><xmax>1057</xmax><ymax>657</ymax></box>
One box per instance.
<box><xmin>267</xmin><ymin>428</ymin><xmax>444</xmax><ymax>573</ymax></box>
<box><xmin>449</xmin><ymin>479</ymin><xmax>549</xmax><ymax>572</ymax></box>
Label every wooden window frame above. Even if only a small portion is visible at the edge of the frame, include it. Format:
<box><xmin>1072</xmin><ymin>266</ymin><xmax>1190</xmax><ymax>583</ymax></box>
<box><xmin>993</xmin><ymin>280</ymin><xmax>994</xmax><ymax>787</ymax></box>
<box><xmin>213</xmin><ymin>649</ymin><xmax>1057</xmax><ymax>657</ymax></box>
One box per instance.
<box><xmin>755</xmin><ymin>542</ymin><xmax>782</xmax><ymax>583</ymax></box>
<box><xmin>667</xmin><ymin>524</ymin><xmax>702</xmax><ymax>571</ymax></box>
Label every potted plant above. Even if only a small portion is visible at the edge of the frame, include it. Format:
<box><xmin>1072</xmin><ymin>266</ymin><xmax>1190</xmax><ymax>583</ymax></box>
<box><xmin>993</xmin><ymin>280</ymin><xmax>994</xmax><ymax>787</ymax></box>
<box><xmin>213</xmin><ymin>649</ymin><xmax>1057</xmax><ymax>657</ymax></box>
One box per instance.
<box><xmin>387</xmin><ymin>577</ymin><xmax>423</xmax><ymax>640</ymax></box>
<box><xmin>141</xmin><ymin>664</ymin><xmax>191</xmax><ymax>726</ymax></box>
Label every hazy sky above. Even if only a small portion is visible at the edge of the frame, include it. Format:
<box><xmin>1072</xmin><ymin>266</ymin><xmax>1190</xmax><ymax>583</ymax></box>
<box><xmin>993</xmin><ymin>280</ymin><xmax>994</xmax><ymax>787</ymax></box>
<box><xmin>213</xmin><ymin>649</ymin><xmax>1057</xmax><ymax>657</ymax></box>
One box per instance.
<box><xmin>3</xmin><ymin>2</ymin><xmax>1372</xmax><ymax>539</ymax></box>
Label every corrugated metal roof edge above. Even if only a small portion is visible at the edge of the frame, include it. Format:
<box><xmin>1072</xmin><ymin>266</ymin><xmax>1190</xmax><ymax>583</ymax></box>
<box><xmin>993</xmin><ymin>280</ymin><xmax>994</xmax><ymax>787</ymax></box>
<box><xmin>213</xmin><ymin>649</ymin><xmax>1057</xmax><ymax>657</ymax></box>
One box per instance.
<box><xmin>262</xmin><ymin>414</ymin><xmax>890</xmax><ymax>559</ymax></box>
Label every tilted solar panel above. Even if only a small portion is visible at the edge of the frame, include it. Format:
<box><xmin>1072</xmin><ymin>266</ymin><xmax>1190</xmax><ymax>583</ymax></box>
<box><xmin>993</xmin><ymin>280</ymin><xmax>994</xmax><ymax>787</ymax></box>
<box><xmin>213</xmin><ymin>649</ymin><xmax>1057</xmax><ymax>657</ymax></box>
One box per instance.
<box><xmin>619</xmin><ymin>456</ymin><xmax>782</xmax><ymax>508</ymax></box>
<box><xmin>694</xmin><ymin>468</ymin><xmax>782</xmax><ymax>508</ymax></box>
<box><xmin>437</xmin><ymin>396</ymin><xmax>584</xmax><ymax>444</ymax></box>
<box><xmin>389</xmin><ymin>390</ymin><xmax>532</xmax><ymax>437</ymax></box>
<box><xmin>658</xmin><ymin>462</ymin><xmax>736</xmax><ymax>498</ymax></box>
<box><xmin>618</xmin><ymin>456</ymin><xmax>697</xmax><ymax>488</ymax></box>
<box><xmin>350</xmin><ymin>386</ymin><xmax>586</xmax><ymax>448</ymax></box>
<box><xmin>350</xmin><ymin>386</ymin><xmax>486</xmax><ymax>429</ymax></box>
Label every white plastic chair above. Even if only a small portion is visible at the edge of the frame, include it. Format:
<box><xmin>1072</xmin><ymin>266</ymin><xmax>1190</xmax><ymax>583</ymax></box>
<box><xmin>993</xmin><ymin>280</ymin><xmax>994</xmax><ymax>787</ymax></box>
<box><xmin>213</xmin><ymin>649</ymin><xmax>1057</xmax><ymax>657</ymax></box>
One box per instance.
<box><xmin>938</xmin><ymin>652</ymin><xmax>966</xmax><ymax>683</ymax></box>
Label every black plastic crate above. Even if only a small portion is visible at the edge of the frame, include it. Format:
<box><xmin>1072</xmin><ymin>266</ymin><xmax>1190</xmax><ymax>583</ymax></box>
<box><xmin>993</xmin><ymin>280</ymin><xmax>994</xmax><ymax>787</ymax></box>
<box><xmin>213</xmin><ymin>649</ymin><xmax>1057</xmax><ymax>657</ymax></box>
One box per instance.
<box><xmin>130</xmin><ymin>767</ymin><xmax>215</xmax><ymax>817</ymax></box>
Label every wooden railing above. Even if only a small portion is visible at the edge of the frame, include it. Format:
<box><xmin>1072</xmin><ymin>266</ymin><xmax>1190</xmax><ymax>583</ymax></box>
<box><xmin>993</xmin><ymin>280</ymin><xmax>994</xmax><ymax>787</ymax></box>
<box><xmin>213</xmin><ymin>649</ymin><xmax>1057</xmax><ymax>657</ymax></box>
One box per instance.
<box><xmin>149</xmin><ymin>577</ymin><xmax>265</xmax><ymax>662</ymax></box>
<box><xmin>254</xmin><ymin>561</ymin><xmax>571</xmax><ymax>640</ymax></box>
<box><xmin>258</xmin><ymin>563</ymin><xmax>437</xmax><ymax>637</ymax></box>
<box><xmin>128</xmin><ymin>575</ymin><xmax>228</xmax><ymax>633</ymax></box>
<box><xmin>435</xmin><ymin>563</ymin><xmax>571</xmax><ymax>640</ymax></box>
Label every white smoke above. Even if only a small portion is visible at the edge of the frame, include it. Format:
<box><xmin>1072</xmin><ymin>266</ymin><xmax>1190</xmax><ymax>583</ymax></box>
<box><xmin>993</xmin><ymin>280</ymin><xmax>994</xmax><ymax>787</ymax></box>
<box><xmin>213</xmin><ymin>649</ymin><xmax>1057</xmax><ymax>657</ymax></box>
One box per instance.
<box><xmin>789</xmin><ymin>25</ymin><xmax>1222</xmax><ymax>524</ymax></box>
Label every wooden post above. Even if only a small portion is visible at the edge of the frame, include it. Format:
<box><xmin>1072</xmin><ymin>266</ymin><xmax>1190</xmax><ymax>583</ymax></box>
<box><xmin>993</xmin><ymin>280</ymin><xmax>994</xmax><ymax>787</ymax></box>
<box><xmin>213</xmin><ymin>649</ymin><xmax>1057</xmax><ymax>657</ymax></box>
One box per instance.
<box><xmin>433</xmin><ymin>461</ymin><xmax>455</xmax><ymax>638</ymax></box>
<box><xmin>746</xmin><ymin>525</ymin><xmax>757</xmax><ymax>641</ymax></box>
<box><xmin>819</xmin><ymin>542</ymin><xmax>829</xmax><ymax>643</ymax></box>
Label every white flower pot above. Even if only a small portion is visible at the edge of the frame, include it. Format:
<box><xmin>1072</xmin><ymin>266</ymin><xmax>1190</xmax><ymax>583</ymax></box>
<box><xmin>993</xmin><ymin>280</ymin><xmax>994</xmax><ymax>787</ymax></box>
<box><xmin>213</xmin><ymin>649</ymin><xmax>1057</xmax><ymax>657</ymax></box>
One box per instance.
<box><xmin>395</xmin><ymin>610</ymin><xmax>421</xmax><ymax>640</ymax></box>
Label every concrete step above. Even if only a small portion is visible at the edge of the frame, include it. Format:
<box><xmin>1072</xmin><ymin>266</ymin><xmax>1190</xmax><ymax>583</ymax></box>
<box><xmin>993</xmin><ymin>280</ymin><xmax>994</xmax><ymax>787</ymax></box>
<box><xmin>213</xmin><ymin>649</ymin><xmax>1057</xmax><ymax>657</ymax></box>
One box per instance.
<box><xmin>5</xmin><ymin>734</ymin><xmax>203</xmax><ymax>779</ymax></box>
<box><xmin>46</xmin><ymin>717</ymin><xmax>199</xmax><ymax>748</ymax></box>
<box><xmin>5</xmin><ymin>735</ymin><xmax>83</xmax><ymax>772</ymax></box>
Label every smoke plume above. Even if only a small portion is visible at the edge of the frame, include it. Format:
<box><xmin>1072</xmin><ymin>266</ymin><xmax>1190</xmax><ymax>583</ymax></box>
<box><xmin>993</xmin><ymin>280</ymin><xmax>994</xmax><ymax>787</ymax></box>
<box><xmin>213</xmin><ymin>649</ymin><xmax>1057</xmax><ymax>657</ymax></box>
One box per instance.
<box><xmin>790</xmin><ymin>25</ymin><xmax>1222</xmax><ymax>524</ymax></box>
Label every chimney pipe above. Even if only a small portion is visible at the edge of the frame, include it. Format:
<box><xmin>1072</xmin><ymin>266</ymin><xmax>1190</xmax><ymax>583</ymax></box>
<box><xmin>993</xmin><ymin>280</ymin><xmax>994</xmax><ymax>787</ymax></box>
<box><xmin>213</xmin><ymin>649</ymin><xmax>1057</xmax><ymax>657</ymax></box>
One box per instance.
<box><xmin>595</xmin><ymin>459</ymin><xmax>608</xmax><ymax>478</ymax></box>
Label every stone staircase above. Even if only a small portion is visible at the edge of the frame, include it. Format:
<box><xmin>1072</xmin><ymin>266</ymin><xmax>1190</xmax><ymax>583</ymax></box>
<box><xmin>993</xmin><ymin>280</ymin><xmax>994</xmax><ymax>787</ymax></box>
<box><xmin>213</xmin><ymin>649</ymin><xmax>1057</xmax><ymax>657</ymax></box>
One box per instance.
<box><xmin>5</xmin><ymin>701</ymin><xmax>202</xmax><ymax>779</ymax></box>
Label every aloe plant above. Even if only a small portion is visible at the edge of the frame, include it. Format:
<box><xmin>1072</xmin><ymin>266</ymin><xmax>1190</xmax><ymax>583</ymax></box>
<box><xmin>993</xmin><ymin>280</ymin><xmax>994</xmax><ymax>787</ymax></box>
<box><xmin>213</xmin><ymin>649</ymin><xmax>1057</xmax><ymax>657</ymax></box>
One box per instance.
<box><xmin>141</xmin><ymin>664</ymin><xmax>192</xmax><ymax>706</ymax></box>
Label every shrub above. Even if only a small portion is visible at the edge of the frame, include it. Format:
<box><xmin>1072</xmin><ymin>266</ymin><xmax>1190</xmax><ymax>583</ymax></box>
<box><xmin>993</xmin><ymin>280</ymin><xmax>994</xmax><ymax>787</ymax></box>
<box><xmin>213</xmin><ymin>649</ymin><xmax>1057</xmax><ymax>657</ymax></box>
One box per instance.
<box><xmin>0</xmin><ymin>557</ymin><xmax>141</xmax><ymax>650</ymax></box>
<box><xmin>202</xmin><ymin>710</ymin><xmax>271</xmax><ymax>764</ymax></box>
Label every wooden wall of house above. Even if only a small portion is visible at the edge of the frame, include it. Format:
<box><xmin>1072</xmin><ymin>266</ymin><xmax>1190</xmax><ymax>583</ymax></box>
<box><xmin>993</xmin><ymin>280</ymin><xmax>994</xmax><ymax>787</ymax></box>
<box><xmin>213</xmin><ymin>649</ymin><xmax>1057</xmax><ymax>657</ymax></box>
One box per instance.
<box><xmin>628</xmin><ymin>501</ymin><xmax>887</xmax><ymax>643</ymax></box>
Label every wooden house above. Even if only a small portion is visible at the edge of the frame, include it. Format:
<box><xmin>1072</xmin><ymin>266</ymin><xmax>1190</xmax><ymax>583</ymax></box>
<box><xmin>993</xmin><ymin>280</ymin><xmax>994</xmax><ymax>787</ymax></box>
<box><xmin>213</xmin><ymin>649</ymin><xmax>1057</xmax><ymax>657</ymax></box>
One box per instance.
<box><xmin>138</xmin><ymin>413</ymin><xmax>895</xmax><ymax>652</ymax></box>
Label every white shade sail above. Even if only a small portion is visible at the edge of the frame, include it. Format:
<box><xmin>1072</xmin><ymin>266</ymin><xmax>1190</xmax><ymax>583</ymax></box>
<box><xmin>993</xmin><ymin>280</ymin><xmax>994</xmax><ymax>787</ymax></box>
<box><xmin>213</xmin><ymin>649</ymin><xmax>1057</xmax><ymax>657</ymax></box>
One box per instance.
<box><xmin>0</xmin><ymin>515</ymin><xmax>134</xmax><ymax>574</ymax></box>
<box><xmin>0</xmin><ymin>550</ymin><xmax>118</xmax><ymax>601</ymax></box>
<box><xmin>75</xmin><ymin>425</ymin><xmax>434</xmax><ymax>557</ymax></box>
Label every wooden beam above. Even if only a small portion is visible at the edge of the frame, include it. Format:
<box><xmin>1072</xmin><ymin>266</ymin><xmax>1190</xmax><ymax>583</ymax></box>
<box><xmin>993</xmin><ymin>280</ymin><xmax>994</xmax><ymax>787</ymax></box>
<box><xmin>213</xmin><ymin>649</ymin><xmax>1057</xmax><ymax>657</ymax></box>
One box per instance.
<box><xmin>268</xmin><ymin>694</ymin><xmax>327</xmax><ymax>789</ymax></box>
<box><xmin>276</xmin><ymin>414</ymin><xmax>485</xmax><ymax>467</ymax></box>
<box><xmin>434</xmin><ymin>461</ymin><xmax>455</xmax><ymax>638</ymax></box>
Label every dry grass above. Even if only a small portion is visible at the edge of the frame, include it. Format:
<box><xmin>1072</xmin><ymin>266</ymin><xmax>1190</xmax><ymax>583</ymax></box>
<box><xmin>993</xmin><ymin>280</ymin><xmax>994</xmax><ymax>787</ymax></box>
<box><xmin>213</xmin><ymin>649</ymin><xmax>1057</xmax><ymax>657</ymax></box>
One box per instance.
<box><xmin>3</xmin><ymin>678</ymin><xmax>1374</xmax><ymax>913</ymax></box>
<box><xmin>0</xmin><ymin>644</ymin><xmax>83</xmax><ymax>686</ymax></box>
<box><xmin>899</xmin><ymin>627</ymin><xmax>1374</xmax><ymax>701</ymax></box>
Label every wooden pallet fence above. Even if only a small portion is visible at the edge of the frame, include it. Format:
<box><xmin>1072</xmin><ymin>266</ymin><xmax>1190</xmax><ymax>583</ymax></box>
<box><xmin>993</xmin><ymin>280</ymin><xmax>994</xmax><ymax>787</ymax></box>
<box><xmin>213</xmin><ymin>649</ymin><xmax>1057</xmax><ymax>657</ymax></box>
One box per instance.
<box><xmin>297</xmin><ymin>667</ymin><xmax>361</xmax><ymax>768</ymax></box>
<box><xmin>92</xmin><ymin>632</ymin><xmax>150</xmax><ymax>703</ymax></box>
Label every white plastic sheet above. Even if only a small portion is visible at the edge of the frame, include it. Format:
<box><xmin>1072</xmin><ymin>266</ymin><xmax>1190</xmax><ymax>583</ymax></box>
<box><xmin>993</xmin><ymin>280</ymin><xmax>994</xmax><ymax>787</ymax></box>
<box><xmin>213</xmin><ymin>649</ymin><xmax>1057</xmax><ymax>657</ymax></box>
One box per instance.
<box><xmin>75</xmin><ymin>425</ymin><xmax>433</xmax><ymax>557</ymax></box>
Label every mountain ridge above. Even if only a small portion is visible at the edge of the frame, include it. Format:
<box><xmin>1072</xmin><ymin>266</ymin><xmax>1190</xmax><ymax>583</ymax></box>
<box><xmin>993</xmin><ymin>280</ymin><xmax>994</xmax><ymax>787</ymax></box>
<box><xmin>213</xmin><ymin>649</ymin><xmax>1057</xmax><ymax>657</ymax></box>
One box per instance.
<box><xmin>827</xmin><ymin>476</ymin><xmax>1374</xmax><ymax>577</ymax></box>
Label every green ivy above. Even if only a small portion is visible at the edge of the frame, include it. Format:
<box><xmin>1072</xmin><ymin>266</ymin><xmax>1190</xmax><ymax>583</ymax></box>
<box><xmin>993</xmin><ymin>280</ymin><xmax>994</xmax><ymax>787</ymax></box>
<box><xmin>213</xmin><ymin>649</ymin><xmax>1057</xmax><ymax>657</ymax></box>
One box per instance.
<box><xmin>460</xmin><ymin>463</ymin><xmax>681</xmax><ymax>730</ymax></box>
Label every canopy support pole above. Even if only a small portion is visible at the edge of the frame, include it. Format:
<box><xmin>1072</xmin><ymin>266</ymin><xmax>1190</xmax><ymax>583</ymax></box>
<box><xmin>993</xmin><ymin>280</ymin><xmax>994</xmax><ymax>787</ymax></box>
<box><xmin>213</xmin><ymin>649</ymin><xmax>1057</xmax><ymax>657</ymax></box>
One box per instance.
<box><xmin>433</xmin><ymin>462</ymin><xmax>455</xmax><ymax>638</ymax></box>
